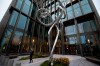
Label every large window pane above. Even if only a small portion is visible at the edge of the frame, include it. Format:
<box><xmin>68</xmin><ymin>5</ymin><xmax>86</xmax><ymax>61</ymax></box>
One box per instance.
<box><xmin>22</xmin><ymin>34</ymin><xmax>30</xmax><ymax>53</ymax></box>
<box><xmin>83</xmin><ymin>21</ymin><xmax>91</xmax><ymax>32</ymax></box>
<box><xmin>82</xmin><ymin>4</ymin><xmax>92</xmax><ymax>14</ymax></box>
<box><xmin>9</xmin><ymin>11</ymin><xmax>18</xmax><ymax>26</ymax></box>
<box><xmin>74</xmin><ymin>8</ymin><xmax>82</xmax><ymax>17</ymax></box>
<box><xmin>0</xmin><ymin>29</ymin><xmax>12</xmax><ymax>53</ymax></box>
<box><xmin>67</xmin><ymin>6</ymin><xmax>72</xmax><ymax>12</ymax></box>
<box><xmin>73</xmin><ymin>3</ymin><xmax>82</xmax><ymax>17</ymax></box>
<box><xmin>67</xmin><ymin>11</ymin><xmax>74</xmax><ymax>20</ymax></box>
<box><xmin>90</xmin><ymin>20</ymin><xmax>97</xmax><ymax>31</ymax></box>
<box><xmin>9</xmin><ymin>31</ymin><xmax>23</xmax><ymax>53</ymax></box>
<box><xmin>22</xmin><ymin>0</ymin><xmax>31</xmax><ymax>14</ymax></box>
<box><xmin>78</xmin><ymin>23</ymin><xmax>84</xmax><ymax>33</ymax></box>
<box><xmin>69</xmin><ymin>37</ymin><xmax>76</xmax><ymax>44</ymax></box>
<box><xmin>16</xmin><ymin>0</ymin><xmax>23</xmax><ymax>10</ymax></box>
<box><xmin>65</xmin><ymin>25</ymin><xmax>76</xmax><ymax>35</ymax></box>
<box><xmin>81</xmin><ymin>0</ymin><xmax>88</xmax><ymax>5</ymax></box>
<box><xmin>80</xmin><ymin>35</ymin><xmax>86</xmax><ymax>44</ymax></box>
<box><xmin>17</xmin><ymin>14</ymin><xmax>27</xmax><ymax>29</ymax></box>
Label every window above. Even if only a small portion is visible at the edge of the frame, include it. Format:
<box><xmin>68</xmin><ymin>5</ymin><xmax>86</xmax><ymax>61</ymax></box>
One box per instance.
<box><xmin>83</xmin><ymin>21</ymin><xmax>91</xmax><ymax>32</ymax></box>
<box><xmin>9</xmin><ymin>31</ymin><xmax>23</xmax><ymax>53</ymax></box>
<box><xmin>69</xmin><ymin>37</ymin><xmax>76</xmax><ymax>44</ymax></box>
<box><xmin>22</xmin><ymin>33</ymin><xmax>30</xmax><ymax>53</ymax></box>
<box><xmin>80</xmin><ymin>0</ymin><xmax>92</xmax><ymax>14</ymax></box>
<box><xmin>66</xmin><ymin>6</ymin><xmax>74</xmax><ymax>19</ymax></box>
<box><xmin>78</xmin><ymin>23</ymin><xmax>84</xmax><ymax>33</ymax></box>
<box><xmin>22</xmin><ymin>0</ymin><xmax>31</xmax><ymax>14</ymax></box>
<box><xmin>67</xmin><ymin>11</ymin><xmax>74</xmax><ymax>20</ymax></box>
<box><xmin>16</xmin><ymin>0</ymin><xmax>23</xmax><ymax>10</ymax></box>
<box><xmin>9</xmin><ymin>11</ymin><xmax>18</xmax><ymax>26</ymax></box>
<box><xmin>65</xmin><ymin>25</ymin><xmax>76</xmax><ymax>35</ymax></box>
<box><xmin>0</xmin><ymin>29</ymin><xmax>13</xmax><ymax>53</ymax></box>
<box><xmin>17</xmin><ymin>14</ymin><xmax>27</xmax><ymax>29</ymax></box>
<box><xmin>80</xmin><ymin>35</ymin><xmax>86</xmax><ymax>44</ymax></box>
<box><xmin>81</xmin><ymin>0</ymin><xmax>88</xmax><ymax>5</ymax></box>
<box><xmin>73</xmin><ymin>3</ymin><xmax>82</xmax><ymax>17</ymax></box>
<box><xmin>90</xmin><ymin>20</ymin><xmax>97</xmax><ymax>31</ymax></box>
<box><xmin>81</xmin><ymin>4</ymin><xmax>92</xmax><ymax>14</ymax></box>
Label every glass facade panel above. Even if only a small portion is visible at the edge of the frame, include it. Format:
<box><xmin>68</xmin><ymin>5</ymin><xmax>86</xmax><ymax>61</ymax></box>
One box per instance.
<box><xmin>16</xmin><ymin>0</ymin><xmax>23</xmax><ymax>10</ymax></box>
<box><xmin>69</xmin><ymin>37</ymin><xmax>76</xmax><ymax>44</ymax></box>
<box><xmin>22</xmin><ymin>34</ymin><xmax>29</xmax><ymax>53</ymax></box>
<box><xmin>82</xmin><ymin>4</ymin><xmax>92</xmax><ymax>14</ymax></box>
<box><xmin>9</xmin><ymin>31</ymin><xmax>23</xmax><ymax>53</ymax></box>
<box><xmin>65</xmin><ymin>25</ymin><xmax>76</xmax><ymax>35</ymax></box>
<box><xmin>78</xmin><ymin>23</ymin><xmax>84</xmax><ymax>33</ymax></box>
<box><xmin>0</xmin><ymin>29</ymin><xmax>12</xmax><ymax>53</ymax></box>
<box><xmin>80</xmin><ymin>35</ymin><xmax>86</xmax><ymax>44</ymax></box>
<box><xmin>81</xmin><ymin>0</ymin><xmax>88</xmax><ymax>5</ymax></box>
<box><xmin>9</xmin><ymin>11</ymin><xmax>18</xmax><ymax>26</ymax></box>
<box><xmin>83</xmin><ymin>21</ymin><xmax>91</xmax><ymax>32</ymax></box>
<box><xmin>90</xmin><ymin>20</ymin><xmax>97</xmax><ymax>31</ymax></box>
<box><xmin>73</xmin><ymin>3</ymin><xmax>82</xmax><ymax>17</ymax></box>
<box><xmin>22</xmin><ymin>0</ymin><xmax>31</xmax><ymax>14</ymax></box>
<box><xmin>67</xmin><ymin>6</ymin><xmax>74</xmax><ymax>19</ymax></box>
<box><xmin>17</xmin><ymin>14</ymin><xmax>27</xmax><ymax>29</ymax></box>
<box><xmin>67</xmin><ymin>11</ymin><xmax>74</xmax><ymax>20</ymax></box>
<box><xmin>74</xmin><ymin>8</ymin><xmax>82</xmax><ymax>17</ymax></box>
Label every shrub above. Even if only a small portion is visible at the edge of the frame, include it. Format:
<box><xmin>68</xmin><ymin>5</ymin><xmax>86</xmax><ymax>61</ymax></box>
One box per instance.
<box><xmin>40</xmin><ymin>57</ymin><xmax>69</xmax><ymax>66</ymax></box>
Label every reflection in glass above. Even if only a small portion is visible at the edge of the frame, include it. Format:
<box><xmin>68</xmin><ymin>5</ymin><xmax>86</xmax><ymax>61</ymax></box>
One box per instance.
<box><xmin>17</xmin><ymin>14</ymin><xmax>27</xmax><ymax>29</ymax></box>
<box><xmin>22</xmin><ymin>34</ymin><xmax>29</xmax><ymax>53</ymax></box>
<box><xmin>69</xmin><ymin>37</ymin><xmax>77</xmax><ymax>44</ymax></box>
<box><xmin>0</xmin><ymin>28</ymin><xmax>12</xmax><ymax>53</ymax></box>
<box><xmin>9</xmin><ymin>31</ymin><xmax>23</xmax><ymax>53</ymax></box>
<box><xmin>73</xmin><ymin>3</ymin><xmax>82</xmax><ymax>17</ymax></box>
<box><xmin>9</xmin><ymin>11</ymin><xmax>18</xmax><ymax>26</ymax></box>
<box><xmin>16</xmin><ymin>0</ymin><xmax>23</xmax><ymax>10</ymax></box>
<box><xmin>80</xmin><ymin>35</ymin><xmax>86</xmax><ymax>44</ymax></box>
<box><xmin>22</xmin><ymin>0</ymin><xmax>31</xmax><ymax>14</ymax></box>
<box><xmin>67</xmin><ymin>11</ymin><xmax>74</xmax><ymax>20</ymax></box>
<box><xmin>82</xmin><ymin>4</ymin><xmax>92</xmax><ymax>14</ymax></box>
<box><xmin>65</xmin><ymin>25</ymin><xmax>76</xmax><ymax>35</ymax></box>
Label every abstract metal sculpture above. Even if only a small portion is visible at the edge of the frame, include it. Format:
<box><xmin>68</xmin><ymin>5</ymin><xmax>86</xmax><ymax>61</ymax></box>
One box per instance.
<box><xmin>36</xmin><ymin>0</ymin><xmax>66</xmax><ymax>66</ymax></box>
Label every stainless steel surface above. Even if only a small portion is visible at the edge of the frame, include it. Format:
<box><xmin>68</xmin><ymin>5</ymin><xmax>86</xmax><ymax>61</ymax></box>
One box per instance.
<box><xmin>36</xmin><ymin>0</ymin><xmax>66</xmax><ymax>65</ymax></box>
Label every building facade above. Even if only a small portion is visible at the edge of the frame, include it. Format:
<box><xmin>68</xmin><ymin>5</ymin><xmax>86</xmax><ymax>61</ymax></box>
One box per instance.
<box><xmin>0</xmin><ymin>0</ymin><xmax>100</xmax><ymax>56</ymax></box>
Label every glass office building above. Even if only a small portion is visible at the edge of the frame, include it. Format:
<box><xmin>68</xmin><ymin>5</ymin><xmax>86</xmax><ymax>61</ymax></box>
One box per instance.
<box><xmin>0</xmin><ymin>0</ymin><xmax>100</xmax><ymax>56</ymax></box>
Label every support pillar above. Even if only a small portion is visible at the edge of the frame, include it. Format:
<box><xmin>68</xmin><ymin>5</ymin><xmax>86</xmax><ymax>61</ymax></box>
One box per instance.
<box><xmin>74</xmin><ymin>19</ymin><xmax>83</xmax><ymax>56</ymax></box>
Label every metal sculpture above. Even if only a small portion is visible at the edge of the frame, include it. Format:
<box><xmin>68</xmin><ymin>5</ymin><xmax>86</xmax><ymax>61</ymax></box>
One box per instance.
<box><xmin>36</xmin><ymin>0</ymin><xmax>66</xmax><ymax>66</ymax></box>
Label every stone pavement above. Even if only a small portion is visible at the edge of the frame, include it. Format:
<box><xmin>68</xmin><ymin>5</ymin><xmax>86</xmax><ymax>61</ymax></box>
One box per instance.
<box><xmin>13</xmin><ymin>54</ymin><xmax>100</xmax><ymax>66</ymax></box>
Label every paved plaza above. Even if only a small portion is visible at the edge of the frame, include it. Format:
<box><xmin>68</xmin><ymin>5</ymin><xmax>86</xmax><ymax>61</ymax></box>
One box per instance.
<box><xmin>13</xmin><ymin>54</ymin><xmax>100</xmax><ymax>66</ymax></box>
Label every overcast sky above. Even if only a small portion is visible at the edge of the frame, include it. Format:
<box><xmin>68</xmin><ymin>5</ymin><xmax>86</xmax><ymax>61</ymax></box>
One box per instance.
<box><xmin>0</xmin><ymin>0</ymin><xmax>100</xmax><ymax>22</ymax></box>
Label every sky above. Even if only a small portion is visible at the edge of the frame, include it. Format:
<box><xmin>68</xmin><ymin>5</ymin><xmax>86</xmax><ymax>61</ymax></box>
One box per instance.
<box><xmin>0</xmin><ymin>0</ymin><xmax>100</xmax><ymax>22</ymax></box>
